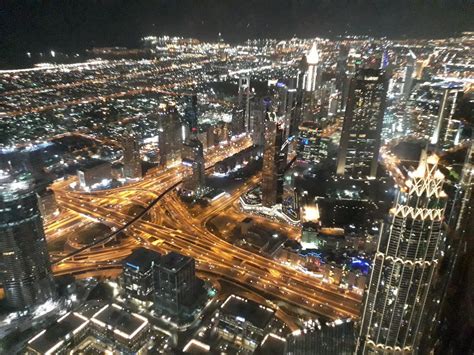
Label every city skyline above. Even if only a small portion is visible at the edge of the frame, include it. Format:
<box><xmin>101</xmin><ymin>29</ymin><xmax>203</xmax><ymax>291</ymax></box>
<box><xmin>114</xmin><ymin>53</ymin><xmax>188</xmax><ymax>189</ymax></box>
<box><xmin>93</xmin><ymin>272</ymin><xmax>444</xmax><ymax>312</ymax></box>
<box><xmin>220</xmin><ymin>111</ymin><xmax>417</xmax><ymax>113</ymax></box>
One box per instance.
<box><xmin>0</xmin><ymin>20</ymin><xmax>472</xmax><ymax>355</ymax></box>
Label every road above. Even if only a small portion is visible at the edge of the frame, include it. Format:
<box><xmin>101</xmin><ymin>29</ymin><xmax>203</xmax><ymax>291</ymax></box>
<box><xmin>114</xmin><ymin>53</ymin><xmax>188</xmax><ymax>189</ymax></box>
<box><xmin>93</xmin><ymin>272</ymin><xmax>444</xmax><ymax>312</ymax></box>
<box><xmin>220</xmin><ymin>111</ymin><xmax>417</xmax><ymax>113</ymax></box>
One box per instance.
<box><xmin>51</xmin><ymin>135</ymin><xmax>362</xmax><ymax>320</ymax></box>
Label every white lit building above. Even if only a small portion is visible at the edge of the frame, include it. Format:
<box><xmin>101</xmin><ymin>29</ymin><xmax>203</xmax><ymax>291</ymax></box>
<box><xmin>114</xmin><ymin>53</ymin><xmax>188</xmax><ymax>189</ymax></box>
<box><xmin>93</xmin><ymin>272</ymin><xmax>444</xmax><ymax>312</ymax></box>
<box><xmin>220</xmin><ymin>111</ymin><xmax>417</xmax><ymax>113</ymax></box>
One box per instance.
<box><xmin>304</xmin><ymin>42</ymin><xmax>320</xmax><ymax>92</ymax></box>
<box><xmin>357</xmin><ymin>154</ymin><xmax>447</xmax><ymax>354</ymax></box>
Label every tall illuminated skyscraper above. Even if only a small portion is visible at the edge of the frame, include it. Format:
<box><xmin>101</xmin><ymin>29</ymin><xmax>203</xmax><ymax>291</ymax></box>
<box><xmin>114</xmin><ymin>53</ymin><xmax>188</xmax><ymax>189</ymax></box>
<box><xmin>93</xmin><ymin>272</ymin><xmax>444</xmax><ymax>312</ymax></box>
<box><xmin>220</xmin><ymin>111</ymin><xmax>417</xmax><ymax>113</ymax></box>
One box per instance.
<box><xmin>181</xmin><ymin>136</ymin><xmax>205</xmax><ymax>196</ymax></box>
<box><xmin>296</xmin><ymin>121</ymin><xmax>329</xmax><ymax>165</ymax></box>
<box><xmin>238</xmin><ymin>76</ymin><xmax>251</xmax><ymax>132</ymax></box>
<box><xmin>0</xmin><ymin>170</ymin><xmax>56</xmax><ymax>309</ymax></box>
<box><xmin>305</xmin><ymin>42</ymin><xmax>320</xmax><ymax>92</ymax></box>
<box><xmin>357</xmin><ymin>154</ymin><xmax>447</xmax><ymax>354</ymax></box>
<box><xmin>430</xmin><ymin>85</ymin><xmax>463</xmax><ymax>150</ymax></box>
<box><xmin>261</xmin><ymin>112</ymin><xmax>287</xmax><ymax>207</ymax></box>
<box><xmin>402</xmin><ymin>51</ymin><xmax>416</xmax><ymax>99</ymax></box>
<box><xmin>159</xmin><ymin>102</ymin><xmax>183</xmax><ymax>166</ymax></box>
<box><xmin>337</xmin><ymin>68</ymin><xmax>388</xmax><ymax>179</ymax></box>
<box><xmin>122</xmin><ymin>128</ymin><xmax>142</xmax><ymax>179</ymax></box>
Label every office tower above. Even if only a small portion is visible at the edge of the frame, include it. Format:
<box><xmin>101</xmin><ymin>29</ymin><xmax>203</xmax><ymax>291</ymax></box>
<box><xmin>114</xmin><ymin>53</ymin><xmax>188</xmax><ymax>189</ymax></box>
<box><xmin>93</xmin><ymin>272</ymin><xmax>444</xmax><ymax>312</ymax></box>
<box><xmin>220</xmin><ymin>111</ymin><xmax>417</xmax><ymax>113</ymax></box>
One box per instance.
<box><xmin>276</xmin><ymin>82</ymin><xmax>289</xmax><ymax>116</ymax></box>
<box><xmin>0</xmin><ymin>170</ymin><xmax>56</xmax><ymax>309</ymax></box>
<box><xmin>159</xmin><ymin>103</ymin><xmax>183</xmax><ymax>166</ymax></box>
<box><xmin>184</xmin><ymin>94</ymin><xmax>199</xmax><ymax>134</ymax></box>
<box><xmin>336</xmin><ymin>44</ymin><xmax>349</xmax><ymax>91</ymax></box>
<box><xmin>122</xmin><ymin>247</ymin><xmax>161</xmax><ymax>301</ymax></box>
<box><xmin>154</xmin><ymin>252</ymin><xmax>198</xmax><ymax>317</ymax></box>
<box><xmin>433</xmin><ymin>141</ymin><xmax>474</xmax><ymax>354</ymax></box>
<box><xmin>402</xmin><ymin>51</ymin><xmax>416</xmax><ymax>99</ymax></box>
<box><xmin>296</xmin><ymin>121</ymin><xmax>329</xmax><ymax>165</ymax></box>
<box><xmin>181</xmin><ymin>137</ymin><xmax>205</xmax><ymax>196</ymax></box>
<box><xmin>356</xmin><ymin>154</ymin><xmax>447</xmax><ymax>354</ymax></box>
<box><xmin>122</xmin><ymin>128</ymin><xmax>142</xmax><ymax>179</ymax></box>
<box><xmin>261</xmin><ymin>112</ymin><xmax>287</xmax><ymax>207</ymax></box>
<box><xmin>431</xmin><ymin>85</ymin><xmax>463</xmax><ymax>150</ymax></box>
<box><xmin>238</xmin><ymin>76</ymin><xmax>251</xmax><ymax>131</ymax></box>
<box><xmin>250</xmin><ymin>100</ymin><xmax>266</xmax><ymax>146</ymax></box>
<box><xmin>231</xmin><ymin>107</ymin><xmax>246</xmax><ymax>136</ymax></box>
<box><xmin>305</xmin><ymin>42</ymin><xmax>320</xmax><ymax>92</ymax></box>
<box><xmin>336</xmin><ymin>68</ymin><xmax>388</xmax><ymax>179</ymax></box>
<box><xmin>286</xmin><ymin>77</ymin><xmax>301</xmax><ymax>136</ymax></box>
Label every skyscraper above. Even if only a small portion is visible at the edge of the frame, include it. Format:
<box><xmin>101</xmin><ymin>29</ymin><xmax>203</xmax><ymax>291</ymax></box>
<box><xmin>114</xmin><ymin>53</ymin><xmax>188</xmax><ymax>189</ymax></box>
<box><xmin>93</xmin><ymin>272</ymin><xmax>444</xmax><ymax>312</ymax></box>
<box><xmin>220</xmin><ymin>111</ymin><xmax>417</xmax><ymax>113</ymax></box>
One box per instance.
<box><xmin>336</xmin><ymin>68</ymin><xmax>389</xmax><ymax>179</ymax></box>
<box><xmin>181</xmin><ymin>136</ymin><xmax>205</xmax><ymax>196</ymax></box>
<box><xmin>305</xmin><ymin>42</ymin><xmax>320</xmax><ymax>92</ymax></box>
<box><xmin>238</xmin><ymin>76</ymin><xmax>251</xmax><ymax>132</ymax></box>
<box><xmin>122</xmin><ymin>247</ymin><xmax>161</xmax><ymax>301</ymax></box>
<box><xmin>402</xmin><ymin>51</ymin><xmax>416</xmax><ymax>99</ymax></box>
<box><xmin>261</xmin><ymin>112</ymin><xmax>287</xmax><ymax>207</ymax></box>
<box><xmin>122</xmin><ymin>128</ymin><xmax>142</xmax><ymax>179</ymax></box>
<box><xmin>154</xmin><ymin>252</ymin><xmax>198</xmax><ymax>318</ymax></box>
<box><xmin>357</xmin><ymin>154</ymin><xmax>447</xmax><ymax>354</ymax></box>
<box><xmin>158</xmin><ymin>102</ymin><xmax>183</xmax><ymax>166</ymax></box>
<box><xmin>430</xmin><ymin>85</ymin><xmax>463</xmax><ymax>150</ymax></box>
<box><xmin>184</xmin><ymin>94</ymin><xmax>199</xmax><ymax>134</ymax></box>
<box><xmin>0</xmin><ymin>170</ymin><xmax>56</xmax><ymax>309</ymax></box>
<box><xmin>296</xmin><ymin>121</ymin><xmax>329</xmax><ymax>165</ymax></box>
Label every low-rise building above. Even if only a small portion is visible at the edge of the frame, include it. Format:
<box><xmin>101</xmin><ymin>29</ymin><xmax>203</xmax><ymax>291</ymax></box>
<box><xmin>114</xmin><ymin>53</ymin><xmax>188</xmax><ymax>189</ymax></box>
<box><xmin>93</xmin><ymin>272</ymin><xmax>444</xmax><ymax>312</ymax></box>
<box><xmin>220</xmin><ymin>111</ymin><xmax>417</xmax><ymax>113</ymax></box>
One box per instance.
<box><xmin>213</xmin><ymin>294</ymin><xmax>276</xmax><ymax>351</ymax></box>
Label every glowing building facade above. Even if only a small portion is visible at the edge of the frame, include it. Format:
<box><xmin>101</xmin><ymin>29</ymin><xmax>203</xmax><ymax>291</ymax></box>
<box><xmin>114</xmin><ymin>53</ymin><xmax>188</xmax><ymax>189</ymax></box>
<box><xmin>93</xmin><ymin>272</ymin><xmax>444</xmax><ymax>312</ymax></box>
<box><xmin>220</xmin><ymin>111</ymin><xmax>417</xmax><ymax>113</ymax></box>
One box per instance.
<box><xmin>304</xmin><ymin>42</ymin><xmax>320</xmax><ymax>92</ymax></box>
<box><xmin>357</xmin><ymin>155</ymin><xmax>447</xmax><ymax>354</ymax></box>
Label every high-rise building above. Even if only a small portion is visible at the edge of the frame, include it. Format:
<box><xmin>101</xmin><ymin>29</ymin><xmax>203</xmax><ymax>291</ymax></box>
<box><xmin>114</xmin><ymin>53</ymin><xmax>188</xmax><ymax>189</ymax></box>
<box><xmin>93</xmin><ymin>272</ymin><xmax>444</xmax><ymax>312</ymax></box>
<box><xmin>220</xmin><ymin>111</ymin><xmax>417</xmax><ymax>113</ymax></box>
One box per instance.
<box><xmin>305</xmin><ymin>42</ymin><xmax>320</xmax><ymax>92</ymax></box>
<box><xmin>335</xmin><ymin>44</ymin><xmax>349</xmax><ymax>93</ymax></box>
<box><xmin>238</xmin><ymin>76</ymin><xmax>251</xmax><ymax>132</ymax></box>
<box><xmin>154</xmin><ymin>252</ymin><xmax>198</xmax><ymax>318</ymax></box>
<box><xmin>184</xmin><ymin>94</ymin><xmax>199</xmax><ymax>134</ymax></box>
<box><xmin>181</xmin><ymin>137</ymin><xmax>205</xmax><ymax>196</ymax></box>
<box><xmin>231</xmin><ymin>107</ymin><xmax>246</xmax><ymax>136</ymax></box>
<box><xmin>261</xmin><ymin>112</ymin><xmax>287</xmax><ymax>207</ymax></box>
<box><xmin>433</xmin><ymin>141</ymin><xmax>474</xmax><ymax>354</ymax></box>
<box><xmin>430</xmin><ymin>85</ymin><xmax>464</xmax><ymax>150</ymax></box>
<box><xmin>158</xmin><ymin>102</ymin><xmax>183</xmax><ymax>166</ymax></box>
<box><xmin>0</xmin><ymin>170</ymin><xmax>56</xmax><ymax>309</ymax></box>
<box><xmin>336</xmin><ymin>68</ymin><xmax>389</xmax><ymax>179</ymax></box>
<box><xmin>122</xmin><ymin>128</ymin><xmax>142</xmax><ymax>179</ymax></box>
<box><xmin>296</xmin><ymin>121</ymin><xmax>329</xmax><ymax>165</ymax></box>
<box><xmin>122</xmin><ymin>247</ymin><xmax>161</xmax><ymax>301</ymax></box>
<box><xmin>402</xmin><ymin>51</ymin><xmax>416</xmax><ymax>99</ymax></box>
<box><xmin>356</xmin><ymin>154</ymin><xmax>447</xmax><ymax>354</ymax></box>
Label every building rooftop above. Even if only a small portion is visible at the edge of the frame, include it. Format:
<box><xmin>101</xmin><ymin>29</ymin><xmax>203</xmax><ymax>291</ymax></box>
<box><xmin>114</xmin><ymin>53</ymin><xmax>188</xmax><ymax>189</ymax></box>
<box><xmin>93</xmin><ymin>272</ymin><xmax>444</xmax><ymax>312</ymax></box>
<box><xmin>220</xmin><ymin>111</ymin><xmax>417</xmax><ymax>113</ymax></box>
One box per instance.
<box><xmin>91</xmin><ymin>303</ymin><xmax>148</xmax><ymax>340</ymax></box>
<box><xmin>123</xmin><ymin>247</ymin><xmax>161</xmax><ymax>272</ymax></box>
<box><xmin>182</xmin><ymin>339</ymin><xmax>211</xmax><ymax>353</ymax></box>
<box><xmin>256</xmin><ymin>333</ymin><xmax>287</xmax><ymax>355</ymax></box>
<box><xmin>27</xmin><ymin>312</ymin><xmax>88</xmax><ymax>354</ymax></box>
<box><xmin>160</xmin><ymin>251</ymin><xmax>193</xmax><ymax>272</ymax></box>
<box><xmin>220</xmin><ymin>295</ymin><xmax>275</xmax><ymax>330</ymax></box>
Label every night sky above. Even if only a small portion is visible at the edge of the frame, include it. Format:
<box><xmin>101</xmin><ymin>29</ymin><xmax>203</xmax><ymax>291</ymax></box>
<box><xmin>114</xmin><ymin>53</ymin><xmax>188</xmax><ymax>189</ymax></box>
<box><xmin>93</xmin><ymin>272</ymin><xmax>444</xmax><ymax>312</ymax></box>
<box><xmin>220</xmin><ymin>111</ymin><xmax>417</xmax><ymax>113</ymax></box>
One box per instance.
<box><xmin>1</xmin><ymin>0</ymin><xmax>473</xmax><ymax>63</ymax></box>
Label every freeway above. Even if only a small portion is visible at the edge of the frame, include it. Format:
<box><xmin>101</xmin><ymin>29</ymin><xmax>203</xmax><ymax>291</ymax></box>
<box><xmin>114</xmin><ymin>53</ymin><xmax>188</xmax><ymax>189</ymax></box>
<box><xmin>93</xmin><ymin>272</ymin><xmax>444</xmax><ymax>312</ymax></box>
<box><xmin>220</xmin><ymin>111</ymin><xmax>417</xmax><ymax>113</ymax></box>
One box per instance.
<box><xmin>51</xmin><ymin>135</ymin><xmax>361</xmax><ymax>320</ymax></box>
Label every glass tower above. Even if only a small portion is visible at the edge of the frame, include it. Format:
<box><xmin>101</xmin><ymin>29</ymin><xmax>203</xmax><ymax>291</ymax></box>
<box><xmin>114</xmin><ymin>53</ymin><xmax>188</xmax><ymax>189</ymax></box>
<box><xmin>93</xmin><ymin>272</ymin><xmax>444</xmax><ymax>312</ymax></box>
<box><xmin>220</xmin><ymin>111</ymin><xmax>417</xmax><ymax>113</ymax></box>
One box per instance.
<box><xmin>261</xmin><ymin>112</ymin><xmax>287</xmax><ymax>207</ymax></box>
<box><xmin>357</xmin><ymin>154</ymin><xmax>447</xmax><ymax>354</ymax></box>
<box><xmin>0</xmin><ymin>170</ymin><xmax>56</xmax><ymax>309</ymax></box>
<box><xmin>337</xmin><ymin>68</ymin><xmax>388</xmax><ymax>179</ymax></box>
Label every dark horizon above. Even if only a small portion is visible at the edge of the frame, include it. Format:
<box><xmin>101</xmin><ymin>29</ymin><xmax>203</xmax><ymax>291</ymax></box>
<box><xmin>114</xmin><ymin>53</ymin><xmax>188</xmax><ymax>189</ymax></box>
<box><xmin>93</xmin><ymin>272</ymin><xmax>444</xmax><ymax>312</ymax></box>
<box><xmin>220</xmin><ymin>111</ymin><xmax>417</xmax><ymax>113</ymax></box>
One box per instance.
<box><xmin>1</xmin><ymin>0</ymin><xmax>473</xmax><ymax>61</ymax></box>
